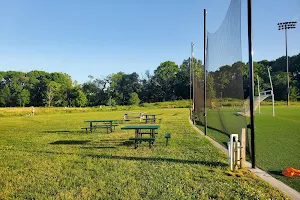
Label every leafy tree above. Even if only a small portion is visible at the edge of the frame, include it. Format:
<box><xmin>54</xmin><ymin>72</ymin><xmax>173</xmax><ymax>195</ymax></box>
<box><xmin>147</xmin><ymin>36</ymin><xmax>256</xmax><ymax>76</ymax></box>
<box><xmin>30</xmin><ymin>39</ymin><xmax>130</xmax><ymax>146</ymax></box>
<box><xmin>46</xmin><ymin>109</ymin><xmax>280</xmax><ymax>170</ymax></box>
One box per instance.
<box><xmin>272</xmin><ymin>72</ymin><xmax>287</xmax><ymax>101</ymax></box>
<box><xmin>46</xmin><ymin>81</ymin><xmax>60</xmax><ymax>106</ymax></box>
<box><xmin>0</xmin><ymin>85</ymin><xmax>11</xmax><ymax>107</ymax></box>
<box><xmin>0</xmin><ymin>53</ymin><xmax>299</xmax><ymax>107</ymax></box>
<box><xmin>129</xmin><ymin>92</ymin><xmax>140</xmax><ymax>105</ymax></box>
<box><xmin>207</xmin><ymin>73</ymin><xmax>216</xmax><ymax>100</ymax></box>
<box><xmin>106</xmin><ymin>98</ymin><xmax>117</xmax><ymax>107</ymax></box>
<box><xmin>108</xmin><ymin>72</ymin><xmax>141</xmax><ymax>105</ymax></box>
<box><xmin>74</xmin><ymin>89</ymin><xmax>88</xmax><ymax>107</ymax></box>
<box><xmin>82</xmin><ymin>77</ymin><xmax>107</xmax><ymax>106</ymax></box>
<box><xmin>153</xmin><ymin>61</ymin><xmax>179</xmax><ymax>101</ymax></box>
<box><xmin>17</xmin><ymin>89</ymin><xmax>30</xmax><ymax>107</ymax></box>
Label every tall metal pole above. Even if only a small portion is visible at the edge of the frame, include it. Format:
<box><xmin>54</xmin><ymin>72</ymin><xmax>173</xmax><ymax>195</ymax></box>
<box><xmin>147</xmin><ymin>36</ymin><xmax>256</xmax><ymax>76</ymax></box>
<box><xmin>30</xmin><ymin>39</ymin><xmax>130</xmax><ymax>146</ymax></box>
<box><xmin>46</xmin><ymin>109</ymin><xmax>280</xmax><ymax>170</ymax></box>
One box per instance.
<box><xmin>268</xmin><ymin>67</ymin><xmax>275</xmax><ymax>116</ymax></box>
<box><xmin>204</xmin><ymin>9</ymin><xmax>207</xmax><ymax>136</ymax></box>
<box><xmin>257</xmin><ymin>75</ymin><xmax>260</xmax><ymax>114</ymax></box>
<box><xmin>248</xmin><ymin>0</ymin><xmax>255</xmax><ymax>168</ymax></box>
<box><xmin>110</xmin><ymin>95</ymin><xmax>112</xmax><ymax>111</ymax></box>
<box><xmin>190</xmin><ymin>44</ymin><xmax>192</xmax><ymax>120</ymax></box>
<box><xmin>285</xmin><ymin>28</ymin><xmax>289</xmax><ymax>106</ymax></box>
<box><xmin>192</xmin><ymin>42</ymin><xmax>195</xmax><ymax>124</ymax></box>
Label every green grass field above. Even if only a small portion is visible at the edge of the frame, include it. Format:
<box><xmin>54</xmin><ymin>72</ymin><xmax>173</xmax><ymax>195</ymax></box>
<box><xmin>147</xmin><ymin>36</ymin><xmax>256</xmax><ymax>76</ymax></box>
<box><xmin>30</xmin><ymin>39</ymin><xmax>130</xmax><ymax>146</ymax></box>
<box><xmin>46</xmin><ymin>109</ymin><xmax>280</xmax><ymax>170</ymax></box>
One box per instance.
<box><xmin>198</xmin><ymin>106</ymin><xmax>300</xmax><ymax>192</ymax></box>
<box><xmin>0</xmin><ymin>108</ymin><xmax>289</xmax><ymax>199</ymax></box>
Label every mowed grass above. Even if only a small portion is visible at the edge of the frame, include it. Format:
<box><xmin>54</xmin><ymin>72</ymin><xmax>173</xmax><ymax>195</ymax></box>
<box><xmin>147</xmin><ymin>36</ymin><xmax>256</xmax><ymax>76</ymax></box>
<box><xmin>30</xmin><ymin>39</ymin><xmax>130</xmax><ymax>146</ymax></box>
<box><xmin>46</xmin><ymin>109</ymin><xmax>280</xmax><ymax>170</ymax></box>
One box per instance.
<box><xmin>200</xmin><ymin>106</ymin><xmax>300</xmax><ymax>192</ymax></box>
<box><xmin>255</xmin><ymin>106</ymin><xmax>300</xmax><ymax>192</ymax></box>
<box><xmin>0</xmin><ymin>108</ymin><xmax>289</xmax><ymax>199</ymax></box>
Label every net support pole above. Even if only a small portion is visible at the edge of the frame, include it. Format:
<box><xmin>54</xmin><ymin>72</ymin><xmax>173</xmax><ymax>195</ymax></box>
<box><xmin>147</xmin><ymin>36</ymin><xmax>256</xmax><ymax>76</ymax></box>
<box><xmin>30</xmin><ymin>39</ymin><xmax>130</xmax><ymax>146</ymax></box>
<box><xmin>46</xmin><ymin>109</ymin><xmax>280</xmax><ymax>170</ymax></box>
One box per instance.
<box><xmin>267</xmin><ymin>67</ymin><xmax>275</xmax><ymax>116</ymax></box>
<box><xmin>190</xmin><ymin>44</ymin><xmax>192</xmax><ymax>120</ymax></box>
<box><xmin>192</xmin><ymin>42</ymin><xmax>195</xmax><ymax>124</ymax></box>
<box><xmin>248</xmin><ymin>0</ymin><xmax>255</xmax><ymax>168</ymax></box>
<box><xmin>257</xmin><ymin>75</ymin><xmax>260</xmax><ymax>114</ymax></box>
<box><xmin>204</xmin><ymin>9</ymin><xmax>207</xmax><ymax>135</ymax></box>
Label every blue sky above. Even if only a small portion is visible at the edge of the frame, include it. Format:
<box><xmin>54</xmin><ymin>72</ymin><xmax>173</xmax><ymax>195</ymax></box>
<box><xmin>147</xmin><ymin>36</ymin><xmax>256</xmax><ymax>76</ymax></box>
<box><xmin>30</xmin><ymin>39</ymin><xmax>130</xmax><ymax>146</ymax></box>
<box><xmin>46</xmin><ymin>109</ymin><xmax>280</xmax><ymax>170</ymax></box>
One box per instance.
<box><xmin>0</xmin><ymin>0</ymin><xmax>299</xmax><ymax>83</ymax></box>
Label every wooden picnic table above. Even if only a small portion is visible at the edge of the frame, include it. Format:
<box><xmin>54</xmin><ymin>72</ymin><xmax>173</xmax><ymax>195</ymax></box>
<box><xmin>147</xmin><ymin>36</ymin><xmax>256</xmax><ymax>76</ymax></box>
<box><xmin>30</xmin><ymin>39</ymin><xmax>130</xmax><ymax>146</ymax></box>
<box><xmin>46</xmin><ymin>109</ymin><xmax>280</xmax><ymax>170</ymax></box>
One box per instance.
<box><xmin>121</xmin><ymin>125</ymin><xmax>160</xmax><ymax>148</ymax></box>
<box><xmin>84</xmin><ymin>120</ymin><xmax>118</xmax><ymax>133</ymax></box>
<box><xmin>143</xmin><ymin>114</ymin><xmax>157</xmax><ymax>124</ymax></box>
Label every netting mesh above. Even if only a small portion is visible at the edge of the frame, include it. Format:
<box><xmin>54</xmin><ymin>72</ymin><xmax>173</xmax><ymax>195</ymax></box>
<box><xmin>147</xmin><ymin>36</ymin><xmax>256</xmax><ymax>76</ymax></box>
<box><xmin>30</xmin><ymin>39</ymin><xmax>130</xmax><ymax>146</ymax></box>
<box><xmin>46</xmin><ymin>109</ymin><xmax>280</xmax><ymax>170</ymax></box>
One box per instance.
<box><xmin>195</xmin><ymin>0</ymin><xmax>247</xmax><ymax>140</ymax></box>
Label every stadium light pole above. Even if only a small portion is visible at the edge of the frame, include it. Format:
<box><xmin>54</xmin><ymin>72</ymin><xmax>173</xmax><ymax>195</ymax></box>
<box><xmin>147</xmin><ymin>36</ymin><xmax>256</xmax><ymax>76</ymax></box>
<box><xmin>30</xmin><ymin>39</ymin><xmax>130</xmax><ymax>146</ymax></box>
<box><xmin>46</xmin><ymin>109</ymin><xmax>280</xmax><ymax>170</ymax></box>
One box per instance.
<box><xmin>277</xmin><ymin>21</ymin><xmax>297</xmax><ymax>106</ymax></box>
<box><xmin>204</xmin><ymin>9</ymin><xmax>207</xmax><ymax>136</ymax></box>
<box><xmin>248</xmin><ymin>0</ymin><xmax>255</xmax><ymax>168</ymax></box>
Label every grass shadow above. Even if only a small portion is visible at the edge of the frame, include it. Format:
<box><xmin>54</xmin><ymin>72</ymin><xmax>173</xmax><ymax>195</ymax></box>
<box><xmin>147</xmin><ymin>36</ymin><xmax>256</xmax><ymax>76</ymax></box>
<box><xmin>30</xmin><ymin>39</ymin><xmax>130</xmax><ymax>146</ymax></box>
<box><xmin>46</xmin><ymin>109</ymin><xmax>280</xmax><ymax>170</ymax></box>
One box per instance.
<box><xmin>43</xmin><ymin>130</ymin><xmax>80</xmax><ymax>134</ymax></box>
<box><xmin>87</xmin><ymin>154</ymin><xmax>228</xmax><ymax>167</ymax></box>
<box><xmin>91</xmin><ymin>140</ymin><xmax>134</xmax><ymax>147</ymax></box>
<box><xmin>81</xmin><ymin>146</ymin><xmax>116</xmax><ymax>149</ymax></box>
<box><xmin>119</xmin><ymin>140</ymin><xmax>134</xmax><ymax>146</ymax></box>
<box><xmin>49</xmin><ymin>140</ymin><xmax>91</xmax><ymax>145</ymax></box>
<box><xmin>12</xmin><ymin>149</ymin><xmax>228</xmax><ymax>168</ymax></box>
<box><xmin>222</xmin><ymin>142</ymin><xmax>228</xmax><ymax>147</ymax></box>
<box><xmin>268</xmin><ymin>170</ymin><xmax>284</xmax><ymax>176</ymax></box>
<box><xmin>98</xmin><ymin>139</ymin><xmax>125</xmax><ymax>142</ymax></box>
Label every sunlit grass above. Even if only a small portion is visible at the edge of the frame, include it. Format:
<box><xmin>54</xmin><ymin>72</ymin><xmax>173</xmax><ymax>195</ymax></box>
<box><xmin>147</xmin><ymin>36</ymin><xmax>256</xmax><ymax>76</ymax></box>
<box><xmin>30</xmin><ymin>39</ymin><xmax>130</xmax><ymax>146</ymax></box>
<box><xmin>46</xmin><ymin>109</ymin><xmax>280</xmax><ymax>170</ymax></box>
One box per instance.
<box><xmin>0</xmin><ymin>108</ymin><xmax>289</xmax><ymax>199</ymax></box>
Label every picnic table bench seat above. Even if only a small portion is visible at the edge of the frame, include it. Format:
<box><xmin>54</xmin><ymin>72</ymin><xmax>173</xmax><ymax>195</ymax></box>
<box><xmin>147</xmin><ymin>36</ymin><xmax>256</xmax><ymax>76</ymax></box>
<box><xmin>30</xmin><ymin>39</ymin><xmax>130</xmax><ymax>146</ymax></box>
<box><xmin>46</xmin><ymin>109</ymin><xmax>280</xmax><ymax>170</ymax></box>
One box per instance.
<box><xmin>129</xmin><ymin>138</ymin><xmax>155</xmax><ymax>149</ymax></box>
<box><xmin>103</xmin><ymin>122</ymin><xmax>119</xmax><ymax>130</ymax></box>
<box><xmin>81</xmin><ymin>127</ymin><xmax>89</xmax><ymax>133</ymax></box>
<box><xmin>140</xmin><ymin>132</ymin><xmax>158</xmax><ymax>136</ymax></box>
<box><xmin>81</xmin><ymin>126</ymin><xmax>113</xmax><ymax>134</ymax></box>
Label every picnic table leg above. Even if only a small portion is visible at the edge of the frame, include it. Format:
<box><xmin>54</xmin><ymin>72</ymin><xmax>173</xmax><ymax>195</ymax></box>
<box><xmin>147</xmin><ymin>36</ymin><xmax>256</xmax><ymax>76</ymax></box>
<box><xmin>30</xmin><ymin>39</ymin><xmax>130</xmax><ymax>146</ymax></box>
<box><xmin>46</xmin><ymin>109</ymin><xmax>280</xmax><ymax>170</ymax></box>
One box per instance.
<box><xmin>149</xmin><ymin>129</ymin><xmax>154</xmax><ymax>148</ymax></box>
<box><xmin>134</xmin><ymin>129</ymin><xmax>139</xmax><ymax>149</ymax></box>
<box><xmin>89</xmin><ymin>122</ymin><xmax>93</xmax><ymax>133</ymax></box>
<box><xmin>110</xmin><ymin>121</ymin><xmax>113</xmax><ymax>133</ymax></box>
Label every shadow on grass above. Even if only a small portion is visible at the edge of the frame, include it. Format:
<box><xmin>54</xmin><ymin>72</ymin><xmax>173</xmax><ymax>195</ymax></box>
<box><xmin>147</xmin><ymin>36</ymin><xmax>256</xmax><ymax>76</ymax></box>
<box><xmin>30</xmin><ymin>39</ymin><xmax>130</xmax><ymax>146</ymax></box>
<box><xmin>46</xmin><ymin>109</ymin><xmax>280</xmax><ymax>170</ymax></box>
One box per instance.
<box><xmin>49</xmin><ymin>140</ymin><xmax>91</xmax><ymax>145</ymax></box>
<box><xmin>119</xmin><ymin>140</ymin><xmax>134</xmax><ymax>146</ymax></box>
<box><xmin>85</xmin><ymin>154</ymin><xmax>228</xmax><ymax>167</ymax></box>
<box><xmin>98</xmin><ymin>139</ymin><xmax>126</xmax><ymax>142</ymax></box>
<box><xmin>268</xmin><ymin>170</ymin><xmax>284</xmax><ymax>176</ymax></box>
<box><xmin>7</xmin><ymin>148</ymin><xmax>228</xmax><ymax>168</ymax></box>
<box><xmin>195</xmin><ymin>121</ymin><xmax>230</xmax><ymax>137</ymax></box>
<box><xmin>83</xmin><ymin>140</ymin><xmax>134</xmax><ymax>148</ymax></box>
<box><xmin>43</xmin><ymin>130</ymin><xmax>80</xmax><ymax>134</ymax></box>
<box><xmin>81</xmin><ymin>146</ymin><xmax>116</xmax><ymax>149</ymax></box>
<box><xmin>222</xmin><ymin>142</ymin><xmax>228</xmax><ymax>147</ymax></box>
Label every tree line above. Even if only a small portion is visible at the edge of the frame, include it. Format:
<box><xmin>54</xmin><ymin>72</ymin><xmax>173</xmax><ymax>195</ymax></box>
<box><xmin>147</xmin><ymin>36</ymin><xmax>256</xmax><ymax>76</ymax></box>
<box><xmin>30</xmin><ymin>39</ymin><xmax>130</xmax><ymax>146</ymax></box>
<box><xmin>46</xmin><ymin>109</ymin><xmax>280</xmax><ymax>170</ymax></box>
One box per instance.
<box><xmin>0</xmin><ymin>53</ymin><xmax>299</xmax><ymax>107</ymax></box>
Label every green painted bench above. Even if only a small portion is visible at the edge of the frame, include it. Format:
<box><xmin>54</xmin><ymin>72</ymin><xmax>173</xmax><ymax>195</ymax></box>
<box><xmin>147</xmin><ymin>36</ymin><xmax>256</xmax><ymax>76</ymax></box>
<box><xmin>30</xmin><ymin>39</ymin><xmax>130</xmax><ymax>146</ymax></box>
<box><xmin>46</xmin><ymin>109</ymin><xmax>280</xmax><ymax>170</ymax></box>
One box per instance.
<box><xmin>104</xmin><ymin>122</ymin><xmax>119</xmax><ymax>130</ymax></box>
<box><xmin>164</xmin><ymin>133</ymin><xmax>172</xmax><ymax>146</ymax></box>
<box><xmin>129</xmin><ymin>138</ymin><xmax>155</xmax><ymax>149</ymax></box>
<box><xmin>81</xmin><ymin>127</ymin><xmax>89</xmax><ymax>133</ymax></box>
<box><xmin>93</xmin><ymin>125</ymin><xmax>113</xmax><ymax>133</ymax></box>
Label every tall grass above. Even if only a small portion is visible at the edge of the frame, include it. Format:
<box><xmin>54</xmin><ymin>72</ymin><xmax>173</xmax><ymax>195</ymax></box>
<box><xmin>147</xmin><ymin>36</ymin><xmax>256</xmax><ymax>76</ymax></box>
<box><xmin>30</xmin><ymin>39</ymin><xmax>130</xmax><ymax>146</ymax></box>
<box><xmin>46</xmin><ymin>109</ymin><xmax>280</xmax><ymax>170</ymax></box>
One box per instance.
<box><xmin>0</xmin><ymin>100</ymin><xmax>191</xmax><ymax>117</ymax></box>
